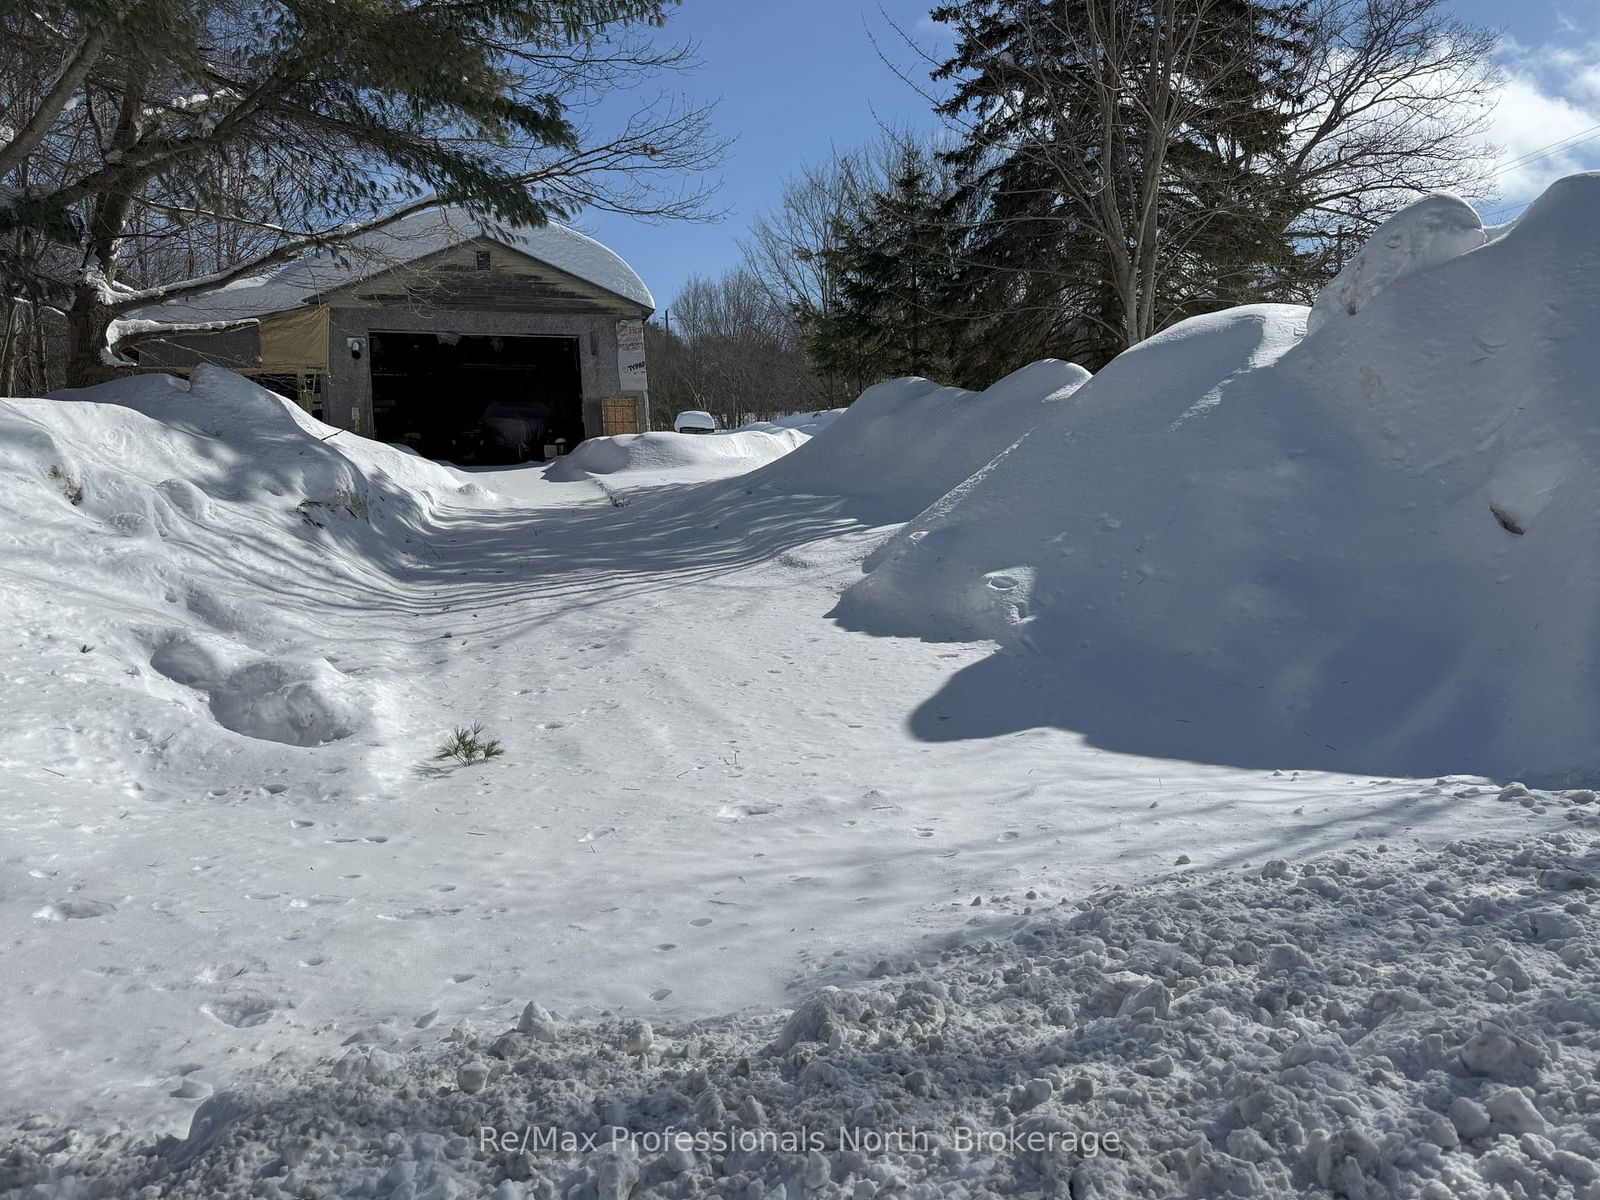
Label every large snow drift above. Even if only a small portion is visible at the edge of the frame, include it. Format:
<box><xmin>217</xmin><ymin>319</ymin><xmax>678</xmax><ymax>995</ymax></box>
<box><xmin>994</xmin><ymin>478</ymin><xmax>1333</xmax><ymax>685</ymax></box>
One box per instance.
<box><xmin>737</xmin><ymin>359</ymin><xmax>1092</xmax><ymax>523</ymax></box>
<box><xmin>1307</xmin><ymin>194</ymin><xmax>1486</xmax><ymax>334</ymax></box>
<box><xmin>837</xmin><ymin>176</ymin><xmax>1600</xmax><ymax>783</ymax></box>
<box><xmin>5</xmin><ymin>305</ymin><xmax>1599</xmax><ymax>1168</ymax></box>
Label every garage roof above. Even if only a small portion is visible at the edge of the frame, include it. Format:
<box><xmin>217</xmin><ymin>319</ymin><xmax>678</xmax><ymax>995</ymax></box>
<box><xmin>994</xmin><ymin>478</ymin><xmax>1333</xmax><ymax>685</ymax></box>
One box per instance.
<box><xmin>132</xmin><ymin>207</ymin><xmax>654</xmax><ymax>326</ymax></box>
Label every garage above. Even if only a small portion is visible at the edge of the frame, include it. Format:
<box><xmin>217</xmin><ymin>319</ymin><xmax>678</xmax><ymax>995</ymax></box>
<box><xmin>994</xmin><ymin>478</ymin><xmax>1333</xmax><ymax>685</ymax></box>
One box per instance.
<box><xmin>125</xmin><ymin>207</ymin><xmax>654</xmax><ymax>456</ymax></box>
<box><xmin>369</xmin><ymin>331</ymin><xmax>582</xmax><ymax>462</ymax></box>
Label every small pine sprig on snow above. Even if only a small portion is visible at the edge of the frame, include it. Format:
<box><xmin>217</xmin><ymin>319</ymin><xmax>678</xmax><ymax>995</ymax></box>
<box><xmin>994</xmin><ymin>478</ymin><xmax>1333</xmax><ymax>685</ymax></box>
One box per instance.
<box><xmin>434</xmin><ymin>722</ymin><xmax>504</xmax><ymax>765</ymax></box>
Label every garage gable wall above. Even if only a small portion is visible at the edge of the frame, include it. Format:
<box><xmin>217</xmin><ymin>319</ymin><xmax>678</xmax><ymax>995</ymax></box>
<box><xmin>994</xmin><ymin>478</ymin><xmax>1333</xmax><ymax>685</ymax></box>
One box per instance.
<box><xmin>319</xmin><ymin>239</ymin><xmax>650</xmax><ymax>317</ymax></box>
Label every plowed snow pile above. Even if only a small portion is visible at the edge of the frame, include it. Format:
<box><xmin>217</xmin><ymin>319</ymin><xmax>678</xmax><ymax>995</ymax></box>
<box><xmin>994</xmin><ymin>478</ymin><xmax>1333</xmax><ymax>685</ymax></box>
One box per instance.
<box><xmin>1</xmin><ymin>363</ymin><xmax>493</xmax><ymax>556</ymax></box>
<box><xmin>0</xmin><ymin>366</ymin><xmax>493</xmax><ymax>749</ymax></box>
<box><xmin>546</xmin><ymin>428</ymin><xmax>808</xmax><ymax>483</ymax></box>
<box><xmin>836</xmin><ymin>177</ymin><xmax>1600</xmax><ymax>783</ymax></box>
<box><xmin>738</xmin><ymin>409</ymin><xmax>846</xmax><ymax>437</ymax></box>
<box><xmin>738</xmin><ymin>359</ymin><xmax>1091</xmax><ymax>522</ymax></box>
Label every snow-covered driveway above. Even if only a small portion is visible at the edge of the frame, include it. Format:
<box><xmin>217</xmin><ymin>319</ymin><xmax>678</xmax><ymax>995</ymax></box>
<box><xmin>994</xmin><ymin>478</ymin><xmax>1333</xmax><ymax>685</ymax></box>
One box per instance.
<box><xmin>1</xmin><ymin>423</ymin><xmax>1578</xmax><ymax>1137</ymax></box>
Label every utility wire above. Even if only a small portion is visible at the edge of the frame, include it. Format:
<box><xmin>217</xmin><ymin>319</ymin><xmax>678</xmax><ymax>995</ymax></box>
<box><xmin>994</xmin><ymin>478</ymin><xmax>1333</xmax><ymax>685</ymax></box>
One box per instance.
<box><xmin>1481</xmin><ymin>121</ymin><xmax>1600</xmax><ymax>224</ymax></box>
<box><xmin>1493</xmin><ymin>123</ymin><xmax>1600</xmax><ymax>178</ymax></box>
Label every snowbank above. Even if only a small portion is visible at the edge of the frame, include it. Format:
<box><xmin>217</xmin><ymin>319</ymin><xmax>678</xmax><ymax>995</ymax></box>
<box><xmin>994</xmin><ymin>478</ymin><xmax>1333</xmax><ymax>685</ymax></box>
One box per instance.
<box><xmin>8</xmin><ymin>364</ymin><xmax>492</xmax><ymax>537</ymax></box>
<box><xmin>836</xmin><ymin>177</ymin><xmax>1600</xmax><ymax>782</ymax></box>
<box><xmin>11</xmin><ymin>820</ymin><xmax>1600</xmax><ymax>1200</ymax></box>
<box><xmin>545</xmin><ymin>428</ymin><xmax>808</xmax><ymax>483</ymax></box>
<box><xmin>0</xmin><ymin>366</ymin><xmax>493</xmax><ymax>748</ymax></box>
<box><xmin>738</xmin><ymin>359</ymin><xmax>1092</xmax><ymax>523</ymax></box>
<box><xmin>738</xmin><ymin>409</ymin><xmax>847</xmax><ymax>437</ymax></box>
<box><xmin>1307</xmin><ymin>194</ymin><xmax>1485</xmax><ymax>333</ymax></box>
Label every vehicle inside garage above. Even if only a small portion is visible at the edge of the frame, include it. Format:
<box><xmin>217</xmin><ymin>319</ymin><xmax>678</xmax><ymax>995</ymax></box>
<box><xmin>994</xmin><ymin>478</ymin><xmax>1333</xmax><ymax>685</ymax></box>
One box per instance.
<box><xmin>368</xmin><ymin>331</ymin><xmax>584</xmax><ymax>462</ymax></box>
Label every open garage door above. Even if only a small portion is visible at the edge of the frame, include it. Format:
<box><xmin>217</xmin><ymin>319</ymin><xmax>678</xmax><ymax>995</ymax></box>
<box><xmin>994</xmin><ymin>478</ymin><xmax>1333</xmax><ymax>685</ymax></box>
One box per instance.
<box><xmin>369</xmin><ymin>332</ymin><xmax>583</xmax><ymax>462</ymax></box>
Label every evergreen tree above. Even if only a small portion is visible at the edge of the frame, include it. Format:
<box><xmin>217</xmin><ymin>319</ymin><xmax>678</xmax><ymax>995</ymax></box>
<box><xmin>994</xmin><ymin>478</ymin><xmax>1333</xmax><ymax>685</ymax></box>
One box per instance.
<box><xmin>802</xmin><ymin>145</ymin><xmax>975</xmax><ymax>388</ymax></box>
<box><xmin>931</xmin><ymin>0</ymin><xmax>1311</xmax><ymax>369</ymax></box>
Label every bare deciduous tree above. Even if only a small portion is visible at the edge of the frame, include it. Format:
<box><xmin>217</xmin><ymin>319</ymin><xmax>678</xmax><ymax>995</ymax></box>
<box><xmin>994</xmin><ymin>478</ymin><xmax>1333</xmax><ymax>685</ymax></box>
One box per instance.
<box><xmin>741</xmin><ymin>159</ymin><xmax>863</xmax><ymax>406</ymax></box>
<box><xmin>649</xmin><ymin>268</ymin><xmax>822</xmax><ymax>429</ymax></box>
<box><xmin>1269</xmin><ymin>0</ymin><xmax>1501</xmax><ymax>290</ymax></box>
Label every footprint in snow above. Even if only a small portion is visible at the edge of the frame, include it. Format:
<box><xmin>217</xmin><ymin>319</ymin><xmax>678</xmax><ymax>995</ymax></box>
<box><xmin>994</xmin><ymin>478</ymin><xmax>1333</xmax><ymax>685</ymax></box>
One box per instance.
<box><xmin>716</xmin><ymin>802</ymin><xmax>777</xmax><ymax>820</ymax></box>
<box><xmin>378</xmin><ymin>906</ymin><xmax>462</xmax><ymax>921</ymax></box>
<box><xmin>33</xmin><ymin>899</ymin><xmax>115</xmax><ymax>921</ymax></box>
<box><xmin>200</xmin><ymin>996</ymin><xmax>280</xmax><ymax>1028</ymax></box>
<box><xmin>997</xmin><ymin>830</ymin><xmax>1021</xmax><ymax>842</ymax></box>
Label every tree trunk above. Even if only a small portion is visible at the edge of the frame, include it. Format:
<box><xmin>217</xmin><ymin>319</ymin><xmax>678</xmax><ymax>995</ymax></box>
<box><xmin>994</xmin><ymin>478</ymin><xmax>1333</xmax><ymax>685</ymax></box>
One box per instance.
<box><xmin>0</xmin><ymin>300</ymin><xmax>18</xmax><ymax>395</ymax></box>
<box><xmin>60</xmin><ymin>68</ymin><xmax>147</xmax><ymax>391</ymax></box>
<box><xmin>63</xmin><ymin>287</ymin><xmax>119</xmax><ymax>389</ymax></box>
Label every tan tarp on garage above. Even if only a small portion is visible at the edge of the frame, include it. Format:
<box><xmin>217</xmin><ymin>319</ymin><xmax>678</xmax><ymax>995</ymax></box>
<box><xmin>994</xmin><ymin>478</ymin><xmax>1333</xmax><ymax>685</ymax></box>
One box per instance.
<box><xmin>257</xmin><ymin>305</ymin><xmax>330</xmax><ymax>372</ymax></box>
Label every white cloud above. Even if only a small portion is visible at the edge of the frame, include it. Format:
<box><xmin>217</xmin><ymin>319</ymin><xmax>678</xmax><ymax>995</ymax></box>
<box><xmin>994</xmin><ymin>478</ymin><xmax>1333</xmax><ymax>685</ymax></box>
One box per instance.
<box><xmin>1485</xmin><ymin>40</ymin><xmax>1600</xmax><ymax>219</ymax></box>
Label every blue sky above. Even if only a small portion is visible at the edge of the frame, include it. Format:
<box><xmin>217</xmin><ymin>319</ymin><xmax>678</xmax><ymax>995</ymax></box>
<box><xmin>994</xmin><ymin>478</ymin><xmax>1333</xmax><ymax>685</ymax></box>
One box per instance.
<box><xmin>582</xmin><ymin>0</ymin><xmax>1600</xmax><ymax>314</ymax></box>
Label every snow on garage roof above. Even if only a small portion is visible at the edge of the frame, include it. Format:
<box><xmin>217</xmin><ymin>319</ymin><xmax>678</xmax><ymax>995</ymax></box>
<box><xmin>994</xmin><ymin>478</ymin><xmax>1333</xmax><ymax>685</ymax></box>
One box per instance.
<box><xmin>132</xmin><ymin>206</ymin><xmax>654</xmax><ymax>326</ymax></box>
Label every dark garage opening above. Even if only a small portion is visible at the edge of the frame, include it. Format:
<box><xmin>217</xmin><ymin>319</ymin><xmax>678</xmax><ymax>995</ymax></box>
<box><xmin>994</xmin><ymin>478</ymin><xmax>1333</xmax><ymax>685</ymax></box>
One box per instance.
<box><xmin>369</xmin><ymin>331</ymin><xmax>583</xmax><ymax>462</ymax></box>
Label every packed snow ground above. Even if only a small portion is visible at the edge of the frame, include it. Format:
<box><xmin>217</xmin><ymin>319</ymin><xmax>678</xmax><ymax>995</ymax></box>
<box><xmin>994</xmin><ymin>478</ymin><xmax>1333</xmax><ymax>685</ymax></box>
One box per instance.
<box><xmin>3</xmin><ymin>179</ymin><xmax>1599</xmax><ymax>1198</ymax></box>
